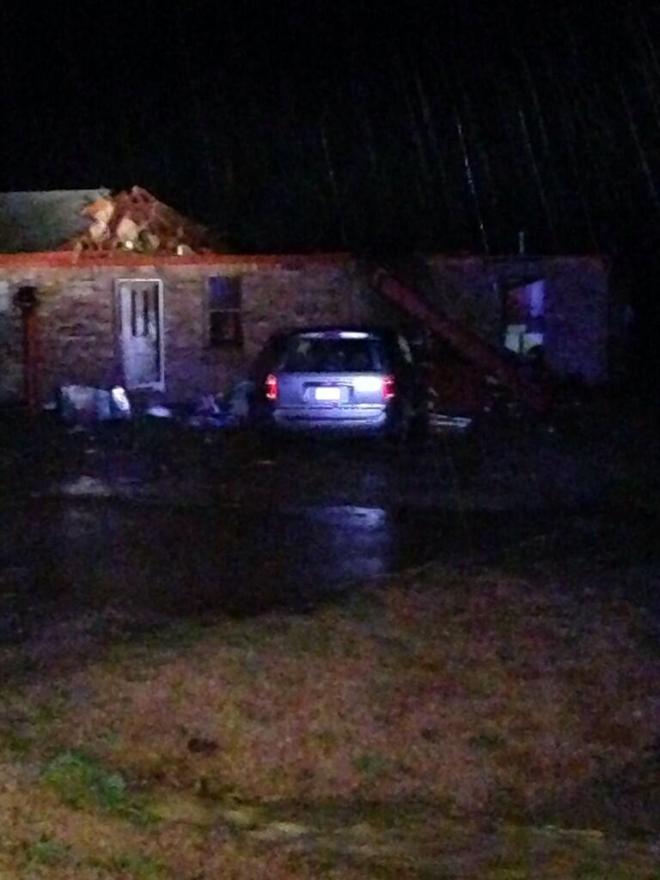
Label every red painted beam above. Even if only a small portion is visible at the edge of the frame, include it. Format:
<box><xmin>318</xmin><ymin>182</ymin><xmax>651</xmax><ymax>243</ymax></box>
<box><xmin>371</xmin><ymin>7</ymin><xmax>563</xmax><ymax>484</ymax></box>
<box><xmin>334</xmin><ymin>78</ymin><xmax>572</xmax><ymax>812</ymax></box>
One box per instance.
<box><xmin>372</xmin><ymin>269</ymin><xmax>548</xmax><ymax>413</ymax></box>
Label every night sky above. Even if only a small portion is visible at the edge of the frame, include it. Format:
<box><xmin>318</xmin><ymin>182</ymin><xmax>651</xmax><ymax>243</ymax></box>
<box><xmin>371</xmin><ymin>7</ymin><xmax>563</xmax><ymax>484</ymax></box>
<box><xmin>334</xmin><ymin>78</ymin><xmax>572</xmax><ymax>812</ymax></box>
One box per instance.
<box><xmin>1</xmin><ymin>1</ymin><xmax>659</xmax><ymax>263</ymax></box>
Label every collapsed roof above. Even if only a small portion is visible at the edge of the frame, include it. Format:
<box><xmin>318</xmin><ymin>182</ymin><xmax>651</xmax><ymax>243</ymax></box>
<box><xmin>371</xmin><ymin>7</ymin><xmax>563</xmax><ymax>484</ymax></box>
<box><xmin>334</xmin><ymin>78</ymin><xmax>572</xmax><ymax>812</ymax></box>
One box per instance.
<box><xmin>0</xmin><ymin>186</ymin><xmax>224</xmax><ymax>255</ymax></box>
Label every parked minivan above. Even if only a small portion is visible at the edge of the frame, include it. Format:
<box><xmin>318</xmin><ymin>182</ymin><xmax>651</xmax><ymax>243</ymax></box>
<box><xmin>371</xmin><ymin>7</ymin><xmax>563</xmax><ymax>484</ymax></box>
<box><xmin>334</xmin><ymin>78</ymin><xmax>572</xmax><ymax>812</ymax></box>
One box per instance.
<box><xmin>253</xmin><ymin>327</ymin><xmax>428</xmax><ymax>438</ymax></box>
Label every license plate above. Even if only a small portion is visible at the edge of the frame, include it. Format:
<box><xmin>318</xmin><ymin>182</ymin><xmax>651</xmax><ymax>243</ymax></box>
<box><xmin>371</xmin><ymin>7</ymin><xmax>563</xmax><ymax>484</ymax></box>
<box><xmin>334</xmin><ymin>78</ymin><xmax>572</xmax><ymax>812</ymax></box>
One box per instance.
<box><xmin>315</xmin><ymin>386</ymin><xmax>341</xmax><ymax>401</ymax></box>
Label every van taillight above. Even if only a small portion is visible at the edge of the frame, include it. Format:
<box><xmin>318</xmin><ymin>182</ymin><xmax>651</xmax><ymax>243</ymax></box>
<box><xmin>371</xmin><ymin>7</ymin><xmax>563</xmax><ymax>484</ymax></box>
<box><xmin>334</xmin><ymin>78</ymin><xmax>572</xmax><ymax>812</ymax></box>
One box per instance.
<box><xmin>265</xmin><ymin>374</ymin><xmax>278</xmax><ymax>401</ymax></box>
<box><xmin>382</xmin><ymin>375</ymin><xmax>396</xmax><ymax>400</ymax></box>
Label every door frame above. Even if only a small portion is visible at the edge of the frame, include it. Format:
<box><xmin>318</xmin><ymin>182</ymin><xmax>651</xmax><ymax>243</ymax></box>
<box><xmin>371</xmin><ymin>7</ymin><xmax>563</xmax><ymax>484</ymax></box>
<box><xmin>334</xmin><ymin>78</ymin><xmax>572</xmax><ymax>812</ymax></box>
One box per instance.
<box><xmin>115</xmin><ymin>278</ymin><xmax>165</xmax><ymax>391</ymax></box>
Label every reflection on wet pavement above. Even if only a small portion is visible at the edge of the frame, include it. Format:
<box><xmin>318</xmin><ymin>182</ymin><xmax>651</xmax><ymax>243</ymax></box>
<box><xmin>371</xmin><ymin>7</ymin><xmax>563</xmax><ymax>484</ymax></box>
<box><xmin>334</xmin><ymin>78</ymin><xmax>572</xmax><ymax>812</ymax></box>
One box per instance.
<box><xmin>0</xmin><ymin>501</ymin><xmax>399</xmax><ymax>627</ymax></box>
<box><xmin>2</xmin><ymin>492</ymin><xmax>624</xmax><ymax>638</ymax></box>
<box><xmin>0</xmin><ymin>494</ymin><xmax>533</xmax><ymax>633</ymax></box>
<box><xmin>1</xmin><ymin>427</ymin><xmax>657</xmax><ymax>637</ymax></box>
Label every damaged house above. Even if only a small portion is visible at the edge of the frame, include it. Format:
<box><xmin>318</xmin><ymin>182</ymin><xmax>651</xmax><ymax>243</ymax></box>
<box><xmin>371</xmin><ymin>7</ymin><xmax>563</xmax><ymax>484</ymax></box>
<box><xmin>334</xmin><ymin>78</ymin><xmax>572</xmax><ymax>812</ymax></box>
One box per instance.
<box><xmin>0</xmin><ymin>187</ymin><xmax>610</xmax><ymax>409</ymax></box>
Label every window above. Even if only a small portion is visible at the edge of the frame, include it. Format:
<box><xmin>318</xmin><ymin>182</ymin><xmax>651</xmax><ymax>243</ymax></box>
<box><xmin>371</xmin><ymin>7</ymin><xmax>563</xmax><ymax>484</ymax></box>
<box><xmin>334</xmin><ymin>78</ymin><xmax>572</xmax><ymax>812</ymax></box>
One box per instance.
<box><xmin>280</xmin><ymin>334</ymin><xmax>386</xmax><ymax>372</ymax></box>
<box><xmin>208</xmin><ymin>276</ymin><xmax>242</xmax><ymax>347</ymax></box>
<box><xmin>504</xmin><ymin>279</ymin><xmax>545</xmax><ymax>356</ymax></box>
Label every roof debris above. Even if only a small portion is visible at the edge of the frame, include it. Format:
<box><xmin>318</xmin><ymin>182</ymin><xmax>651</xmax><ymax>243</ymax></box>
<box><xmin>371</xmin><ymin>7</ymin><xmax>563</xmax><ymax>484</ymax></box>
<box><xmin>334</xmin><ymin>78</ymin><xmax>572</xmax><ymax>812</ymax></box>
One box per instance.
<box><xmin>61</xmin><ymin>186</ymin><xmax>222</xmax><ymax>255</ymax></box>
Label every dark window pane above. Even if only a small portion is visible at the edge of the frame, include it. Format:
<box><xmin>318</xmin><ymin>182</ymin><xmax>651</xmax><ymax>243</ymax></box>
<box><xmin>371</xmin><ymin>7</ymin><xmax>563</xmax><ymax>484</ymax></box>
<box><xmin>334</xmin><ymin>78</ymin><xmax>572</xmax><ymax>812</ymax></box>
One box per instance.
<box><xmin>131</xmin><ymin>289</ymin><xmax>138</xmax><ymax>337</ymax></box>
<box><xmin>209</xmin><ymin>275</ymin><xmax>241</xmax><ymax>309</ymax></box>
<box><xmin>208</xmin><ymin>276</ymin><xmax>243</xmax><ymax>347</ymax></box>
<box><xmin>210</xmin><ymin>310</ymin><xmax>243</xmax><ymax>347</ymax></box>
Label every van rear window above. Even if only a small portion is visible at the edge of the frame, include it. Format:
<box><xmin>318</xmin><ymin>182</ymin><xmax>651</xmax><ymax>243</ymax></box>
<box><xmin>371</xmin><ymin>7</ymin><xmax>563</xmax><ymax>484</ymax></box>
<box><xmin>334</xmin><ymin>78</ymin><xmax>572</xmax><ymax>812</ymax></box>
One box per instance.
<box><xmin>281</xmin><ymin>336</ymin><xmax>386</xmax><ymax>372</ymax></box>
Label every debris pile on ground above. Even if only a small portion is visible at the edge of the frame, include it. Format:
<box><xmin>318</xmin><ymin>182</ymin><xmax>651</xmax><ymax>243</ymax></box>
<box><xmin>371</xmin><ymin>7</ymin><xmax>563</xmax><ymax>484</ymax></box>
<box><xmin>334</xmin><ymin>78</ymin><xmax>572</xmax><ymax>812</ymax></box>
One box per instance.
<box><xmin>53</xmin><ymin>380</ymin><xmax>256</xmax><ymax>433</ymax></box>
<box><xmin>186</xmin><ymin>394</ymin><xmax>231</xmax><ymax>430</ymax></box>
<box><xmin>185</xmin><ymin>381</ymin><xmax>255</xmax><ymax>430</ymax></box>
<box><xmin>58</xmin><ymin>384</ymin><xmax>132</xmax><ymax>426</ymax></box>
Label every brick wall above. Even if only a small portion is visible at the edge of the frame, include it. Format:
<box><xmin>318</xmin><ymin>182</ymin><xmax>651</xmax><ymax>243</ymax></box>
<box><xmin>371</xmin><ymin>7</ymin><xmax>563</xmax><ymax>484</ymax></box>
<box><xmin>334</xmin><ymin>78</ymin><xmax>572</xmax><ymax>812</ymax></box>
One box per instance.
<box><xmin>159</xmin><ymin>260</ymin><xmax>360</xmax><ymax>400</ymax></box>
<box><xmin>0</xmin><ymin>253</ymin><xmax>609</xmax><ymax>406</ymax></box>
<box><xmin>0</xmin><ymin>258</ymin><xmax>361</xmax><ymax>405</ymax></box>
<box><xmin>0</xmin><ymin>266</ymin><xmax>117</xmax><ymax>403</ymax></box>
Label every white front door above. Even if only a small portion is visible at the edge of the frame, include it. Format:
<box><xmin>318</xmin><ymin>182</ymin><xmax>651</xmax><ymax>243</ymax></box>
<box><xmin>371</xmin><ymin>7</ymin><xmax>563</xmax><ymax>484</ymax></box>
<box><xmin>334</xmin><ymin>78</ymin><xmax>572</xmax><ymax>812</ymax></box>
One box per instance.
<box><xmin>117</xmin><ymin>279</ymin><xmax>164</xmax><ymax>389</ymax></box>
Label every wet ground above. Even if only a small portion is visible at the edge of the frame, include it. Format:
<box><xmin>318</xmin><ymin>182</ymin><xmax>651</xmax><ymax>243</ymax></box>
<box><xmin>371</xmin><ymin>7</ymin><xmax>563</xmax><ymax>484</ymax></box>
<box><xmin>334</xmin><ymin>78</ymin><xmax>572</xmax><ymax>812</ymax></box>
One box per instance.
<box><xmin>0</xmin><ymin>414</ymin><xmax>659</xmax><ymax>638</ymax></box>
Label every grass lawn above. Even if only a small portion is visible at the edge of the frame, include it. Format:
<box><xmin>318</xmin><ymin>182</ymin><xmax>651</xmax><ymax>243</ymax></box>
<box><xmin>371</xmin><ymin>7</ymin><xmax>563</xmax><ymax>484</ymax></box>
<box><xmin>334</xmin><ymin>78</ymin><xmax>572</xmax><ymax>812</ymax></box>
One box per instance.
<box><xmin>0</xmin><ymin>565</ymin><xmax>658</xmax><ymax>878</ymax></box>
